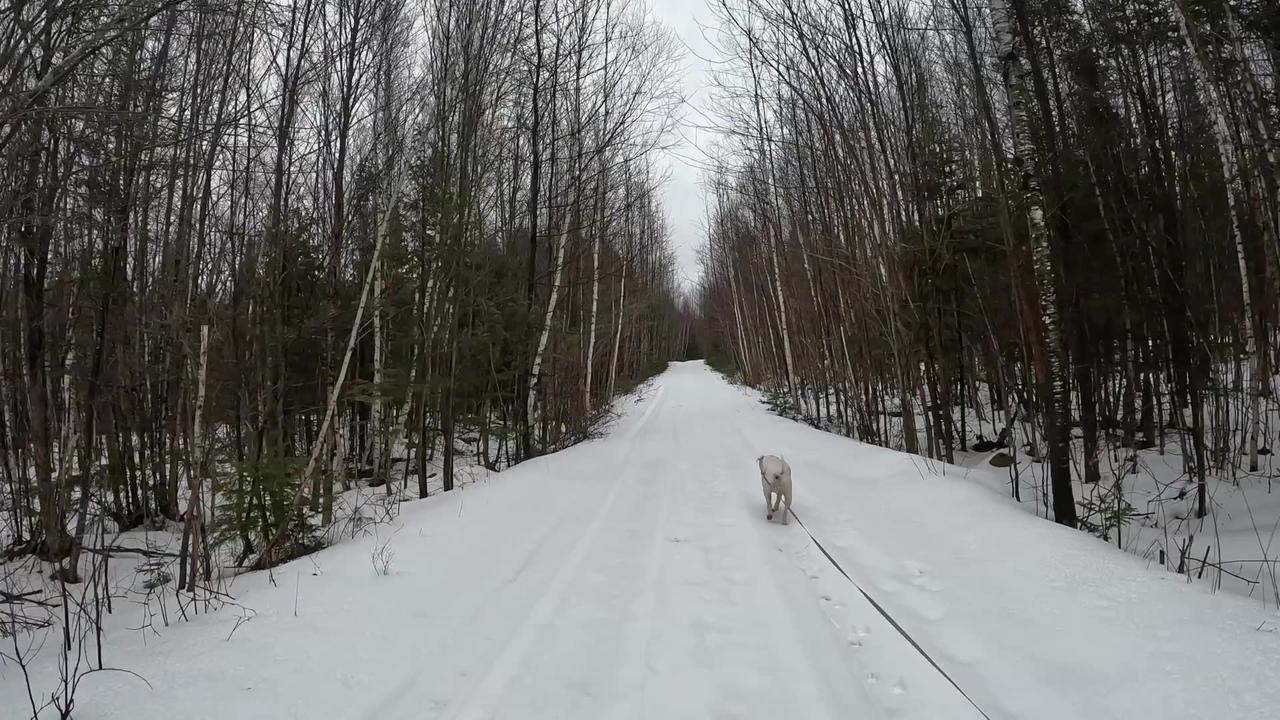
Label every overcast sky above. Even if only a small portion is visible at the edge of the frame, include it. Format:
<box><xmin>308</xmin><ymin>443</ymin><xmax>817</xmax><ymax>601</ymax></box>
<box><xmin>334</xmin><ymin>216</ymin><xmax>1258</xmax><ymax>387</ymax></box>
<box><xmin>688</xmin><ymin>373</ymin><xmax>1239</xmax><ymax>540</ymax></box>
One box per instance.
<box><xmin>646</xmin><ymin>0</ymin><xmax>720</xmax><ymax>292</ymax></box>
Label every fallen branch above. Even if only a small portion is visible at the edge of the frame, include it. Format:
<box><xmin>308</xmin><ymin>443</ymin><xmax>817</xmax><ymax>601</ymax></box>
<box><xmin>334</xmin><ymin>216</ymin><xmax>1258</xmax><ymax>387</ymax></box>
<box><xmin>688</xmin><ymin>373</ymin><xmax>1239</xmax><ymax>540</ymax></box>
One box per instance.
<box><xmin>0</xmin><ymin>589</ymin><xmax>54</xmax><ymax>607</ymax></box>
<box><xmin>82</xmin><ymin>546</ymin><xmax>180</xmax><ymax>559</ymax></box>
<box><xmin>1187</xmin><ymin>559</ymin><xmax>1260</xmax><ymax>584</ymax></box>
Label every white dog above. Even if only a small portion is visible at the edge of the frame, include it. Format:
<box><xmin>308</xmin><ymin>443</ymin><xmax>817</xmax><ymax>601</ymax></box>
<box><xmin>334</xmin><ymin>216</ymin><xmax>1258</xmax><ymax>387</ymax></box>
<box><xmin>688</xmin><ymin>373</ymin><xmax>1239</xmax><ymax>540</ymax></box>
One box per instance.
<box><xmin>757</xmin><ymin>454</ymin><xmax>792</xmax><ymax>523</ymax></box>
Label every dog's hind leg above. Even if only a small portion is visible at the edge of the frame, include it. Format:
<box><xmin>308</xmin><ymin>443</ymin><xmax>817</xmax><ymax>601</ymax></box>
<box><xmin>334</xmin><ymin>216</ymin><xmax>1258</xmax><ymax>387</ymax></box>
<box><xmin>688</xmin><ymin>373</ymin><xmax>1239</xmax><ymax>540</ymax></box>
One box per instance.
<box><xmin>780</xmin><ymin>490</ymin><xmax>791</xmax><ymax>524</ymax></box>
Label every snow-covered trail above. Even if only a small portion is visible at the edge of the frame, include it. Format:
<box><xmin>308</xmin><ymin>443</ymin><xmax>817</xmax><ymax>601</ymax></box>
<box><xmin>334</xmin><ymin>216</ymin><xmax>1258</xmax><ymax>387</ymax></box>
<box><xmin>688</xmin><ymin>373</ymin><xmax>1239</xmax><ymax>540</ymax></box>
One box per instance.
<box><xmin>360</xmin><ymin>362</ymin><xmax>979</xmax><ymax>720</ymax></box>
<box><xmin>6</xmin><ymin>361</ymin><xmax>1280</xmax><ymax>719</ymax></box>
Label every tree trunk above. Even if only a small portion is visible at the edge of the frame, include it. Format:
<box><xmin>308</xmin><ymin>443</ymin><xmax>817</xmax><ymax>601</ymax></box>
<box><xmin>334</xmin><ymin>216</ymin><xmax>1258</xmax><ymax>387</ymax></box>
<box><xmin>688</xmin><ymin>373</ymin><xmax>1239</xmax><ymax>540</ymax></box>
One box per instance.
<box><xmin>994</xmin><ymin>0</ymin><xmax>1076</xmax><ymax>528</ymax></box>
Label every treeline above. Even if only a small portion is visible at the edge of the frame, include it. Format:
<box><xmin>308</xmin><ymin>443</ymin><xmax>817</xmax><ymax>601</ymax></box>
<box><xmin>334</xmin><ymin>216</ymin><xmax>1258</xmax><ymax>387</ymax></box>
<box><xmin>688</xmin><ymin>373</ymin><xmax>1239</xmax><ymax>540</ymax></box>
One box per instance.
<box><xmin>699</xmin><ymin>0</ymin><xmax>1279</xmax><ymax>529</ymax></box>
<box><xmin>0</xmin><ymin>0</ymin><xmax>684</xmax><ymax>580</ymax></box>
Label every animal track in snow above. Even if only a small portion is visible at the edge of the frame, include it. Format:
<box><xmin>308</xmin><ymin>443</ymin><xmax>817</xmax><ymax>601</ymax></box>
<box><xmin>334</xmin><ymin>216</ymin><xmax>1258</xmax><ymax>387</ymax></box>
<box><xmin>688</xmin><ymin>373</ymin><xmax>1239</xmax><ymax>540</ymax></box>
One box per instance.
<box><xmin>865</xmin><ymin>672</ymin><xmax>879</xmax><ymax>684</ymax></box>
<box><xmin>891</xmin><ymin>678</ymin><xmax>907</xmax><ymax>695</ymax></box>
<box><xmin>846</xmin><ymin>624</ymin><xmax>870</xmax><ymax>647</ymax></box>
<box><xmin>904</xmin><ymin>561</ymin><xmax>944</xmax><ymax>592</ymax></box>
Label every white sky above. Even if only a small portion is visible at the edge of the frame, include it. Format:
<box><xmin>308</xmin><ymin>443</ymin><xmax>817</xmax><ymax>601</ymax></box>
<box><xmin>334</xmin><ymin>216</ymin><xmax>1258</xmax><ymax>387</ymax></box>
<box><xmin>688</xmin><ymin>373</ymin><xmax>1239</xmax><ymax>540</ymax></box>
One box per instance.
<box><xmin>646</xmin><ymin>0</ymin><xmax>721</xmax><ymax>291</ymax></box>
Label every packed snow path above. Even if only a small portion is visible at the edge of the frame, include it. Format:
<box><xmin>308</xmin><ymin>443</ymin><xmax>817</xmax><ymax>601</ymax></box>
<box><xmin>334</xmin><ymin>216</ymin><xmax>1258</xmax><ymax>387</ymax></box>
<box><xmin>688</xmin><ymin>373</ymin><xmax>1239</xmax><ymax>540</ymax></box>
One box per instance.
<box><xmin>7</xmin><ymin>362</ymin><xmax>1280</xmax><ymax>719</ymax></box>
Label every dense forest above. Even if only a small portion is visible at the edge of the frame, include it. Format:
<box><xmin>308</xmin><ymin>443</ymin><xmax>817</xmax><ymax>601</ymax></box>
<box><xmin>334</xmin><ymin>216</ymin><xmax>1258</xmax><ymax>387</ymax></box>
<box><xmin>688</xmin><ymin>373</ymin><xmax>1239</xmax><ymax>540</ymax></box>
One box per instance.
<box><xmin>6</xmin><ymin>0</ymin><xmax>1280</xmax><ymax>714</ymax></box>
<box><xmin>0</xmin><ymin>0</ymin><xmax>687</xmax><ymax>588</ymax></box>
<box><xmin>699</xmin><ymin>0</ymin><xmax>1280</xmax><ymax>534</ymax></box>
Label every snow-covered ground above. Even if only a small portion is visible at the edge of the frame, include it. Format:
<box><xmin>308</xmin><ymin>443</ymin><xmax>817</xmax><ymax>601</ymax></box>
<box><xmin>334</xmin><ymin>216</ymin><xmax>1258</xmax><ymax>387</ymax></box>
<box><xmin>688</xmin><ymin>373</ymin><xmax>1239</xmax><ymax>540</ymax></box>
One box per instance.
<box><xmin>952</xmin><ymin>432</ymin><xmax>1280</xmax><ymax>607</ymax></box>
<box><xmin>782</xmin><ymin>378</ymin><xmax>1280</xmax><ymax>611</ymax></box>
<box><xmin>4</xmin><ymin>361</ymin><xmax>1279</xmax><ymax>718</ymax></box>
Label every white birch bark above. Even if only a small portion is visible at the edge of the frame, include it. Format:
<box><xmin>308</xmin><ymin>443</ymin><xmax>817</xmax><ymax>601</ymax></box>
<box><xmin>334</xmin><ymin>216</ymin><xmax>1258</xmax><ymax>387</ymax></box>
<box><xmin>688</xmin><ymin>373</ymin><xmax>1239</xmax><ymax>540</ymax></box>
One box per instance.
<box><xmin>184</xmin><ymin>324</ymin><xmax>210</xmax><ymax>587</ymax></box>
<box><xmin>608</xmin><ymin>258</ymin><xmax>627</xmax><ymax>398</ymax></box>
<box><xmin>1223</xmin><ymin>4</ymin><xmax>1280</xmax><ymax>235</ymax></box>
<box><xmin>728</xmin><ymin>252</ymin><xmax>751</xmax><ymax>377</ymax></box>
<box><xmin>584</xmin><ymin>157</ymin><xmax>606</xmax><ymax>413</ymax></box>
<box><xmin>992</xmin><ymin>0</ymin><xmax>1075</xmax><ymax>524</ymax></box>
<box><xmin>1172</xmin><ymin>0</ymin><xmax>1261</xmax><ymax>472</ymax></box>
<box><xmin>389</xmin><ymin>281</ymin><xmax>431</xmax><ymax>474</ymax></box>
<box><xmin>766</xmin><ymin>217</ymin><xmax>798</xmax><ymax>401</ymax></box>
<box><xmin>528</xmin><ymin>223</ymin><xmax>568</xmax><ymax>436</ymax></box>
<box><xmin>252</xmin><ymin>155</ymin><xmax>407</xmax><ymax>569</ymax></box>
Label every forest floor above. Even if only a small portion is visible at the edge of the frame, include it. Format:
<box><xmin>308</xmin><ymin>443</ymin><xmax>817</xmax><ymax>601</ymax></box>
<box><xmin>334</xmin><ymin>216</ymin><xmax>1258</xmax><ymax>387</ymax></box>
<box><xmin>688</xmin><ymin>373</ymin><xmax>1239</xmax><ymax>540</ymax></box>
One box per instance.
<box><xmin>953</xmin><ymin>434</ymin><xmax>1280</xmax><ymax>608</ymax></box>
<box><xmin>784</xmin><ymin>373</ymin><xmax>1280</xmax><ymax>610</ymax></box>
<box><xmin>4</xmin><ymin>361</ymin><xmax>1280</xmax><ymax>719</ymax></box>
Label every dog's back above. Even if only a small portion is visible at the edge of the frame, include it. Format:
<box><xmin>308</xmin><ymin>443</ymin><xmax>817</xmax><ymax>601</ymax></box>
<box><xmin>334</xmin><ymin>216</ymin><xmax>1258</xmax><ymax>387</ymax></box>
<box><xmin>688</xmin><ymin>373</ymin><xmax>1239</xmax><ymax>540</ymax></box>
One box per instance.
<box><xmin>758</xmin><ymin>454</ymin><xmax>793</xmax><ymax>522</ymax></box>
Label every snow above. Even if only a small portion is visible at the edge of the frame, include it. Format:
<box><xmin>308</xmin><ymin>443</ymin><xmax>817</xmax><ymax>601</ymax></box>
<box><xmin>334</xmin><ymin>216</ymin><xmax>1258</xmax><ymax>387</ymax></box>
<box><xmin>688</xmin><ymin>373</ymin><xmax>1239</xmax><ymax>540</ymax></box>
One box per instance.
<box><xmin>952</xmin><ymin>435</ymin><xmax>1280</xmax><ymax>606</ymax></box>
<box><xmin>5</xmin><ymin>361</ymin><xmax>1280</xmax><ymax>719</ymax></box>
<box><xmin>785</xmin><ymin>375</ymin><xmax>1280</xmax><ymax>611</ymax></box>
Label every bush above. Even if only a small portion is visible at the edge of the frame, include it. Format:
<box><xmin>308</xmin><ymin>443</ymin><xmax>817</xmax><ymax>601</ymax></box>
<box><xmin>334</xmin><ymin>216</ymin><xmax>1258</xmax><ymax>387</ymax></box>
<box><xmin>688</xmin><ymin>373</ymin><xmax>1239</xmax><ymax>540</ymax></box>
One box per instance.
<box><xmin>215</xmin><ymin>453</ymin><xmax>325</xmax><ymax>567</ymax></box>
<box><xmin>1078</xmin><ymin>481</ymin><xmax>1141</xmax><ymax>544</ymax></box>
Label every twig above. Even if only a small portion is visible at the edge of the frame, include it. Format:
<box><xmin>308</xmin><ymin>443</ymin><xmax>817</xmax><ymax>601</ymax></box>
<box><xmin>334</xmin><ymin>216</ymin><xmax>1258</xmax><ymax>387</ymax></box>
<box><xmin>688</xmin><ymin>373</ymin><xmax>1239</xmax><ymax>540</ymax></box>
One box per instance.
<box><xmin>82</xmin><ymin>545</ymin><xmax>181</xmax><ymax>559</ymax></box>
<box><xmin>7</xmin><ymin>615</ymin><xmax>43</xmax><ymax>717</ymax></box>
<box><xmin>226</xmin><ymin>610</ymin><xmax>255</xmax><ymax>642</ymax></box>
<box><xmin>0</xmin><ymin>589</ymin><xmax>54</xmax><ymax>607</ymax></box>
<box><xmin>1187</xmin><ymin>559</ymin><xmax>1260</xmax><ymax>584</ymax></box>
<box><xmin>74</xmin><ymin>666</ymin><xmax>154</xmax><ymax>691</ymax></box>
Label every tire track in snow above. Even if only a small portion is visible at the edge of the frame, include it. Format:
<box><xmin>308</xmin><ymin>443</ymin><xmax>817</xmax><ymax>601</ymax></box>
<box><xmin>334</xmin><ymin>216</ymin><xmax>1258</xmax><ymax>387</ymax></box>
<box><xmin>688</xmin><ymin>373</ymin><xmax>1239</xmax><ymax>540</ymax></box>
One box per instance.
<box><xmin>604</xmin><ymin>429</ymin><xmax>672</xmax><ymax>720</ymax></box>
<box><xmin>360</xmin><ymin>385</ymin><xmax>668</xmax><ymax>720</ymax></box>
<box><xmin>447</xmin><ymin>384</ymin><xmax>669</xmax><ymax>720</ymax></box>
<box><xmin>357</xmin><ymin>468</ymin><xmax>590</xmax><ymax>720</ymax></box>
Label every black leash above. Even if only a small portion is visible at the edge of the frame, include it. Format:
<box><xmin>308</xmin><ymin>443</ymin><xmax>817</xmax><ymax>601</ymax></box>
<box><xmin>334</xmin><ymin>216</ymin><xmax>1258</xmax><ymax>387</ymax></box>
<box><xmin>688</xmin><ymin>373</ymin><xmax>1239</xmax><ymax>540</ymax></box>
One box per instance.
<box><xmin>788</xmin><ymin>509</ymin><xmax>994</xmax><ymax>720</ymax></box>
